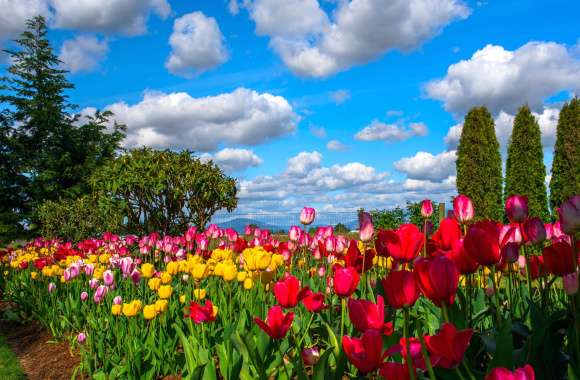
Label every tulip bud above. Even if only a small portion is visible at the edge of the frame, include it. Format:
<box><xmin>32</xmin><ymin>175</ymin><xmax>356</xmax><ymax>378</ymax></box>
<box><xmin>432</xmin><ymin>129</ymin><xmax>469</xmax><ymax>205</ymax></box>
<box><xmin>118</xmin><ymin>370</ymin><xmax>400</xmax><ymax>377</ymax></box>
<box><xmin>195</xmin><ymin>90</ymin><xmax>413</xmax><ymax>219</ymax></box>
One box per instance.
<box><xmin>558</xmin><ymin>195</ymin><xmax>580</xmax><ymax>235</ymax></box>
<box><xmin>421</xmin><ymin>199</ymin><xmax>434</xmax><ymax>218</ymax></box>
<box><xmin>103</xmin><ymin>270</ymin><xmax>114</xmax><ymax>286</ymax></box>
<box><xmin>288</xmin><ymin>226</ymin><xmax>302</xmax><ymax>242</ymax></box>
<box><xmin>89</xmin><ymin>278</ymin><xmax>99</xmax><ymax>289</ymax></box>
<box><xmin>77</xmin><ymin>332</ymin><xmax>86</xmax><ymax>344</ymax></box>
<box><xmin>358</xmin><ymin>212</ymin><xmax>374</xmax><ymax>242</ymax></box>
<box><xmin>485</xmin><ymin>286</ymin><xmax>495</xmax><ymax>297</ymax></box>
<box><xmin>563</xmin><ymin>273</ymin><xmax>578</xmax><ymax>295</ymax></box>
<box><xmin>300</xmin><ymin>207</ymin><xmax>316</xmax><ymax>225</ymax></box>
<box><xmin>84</xmin><ymin>264</ymin><xmax>95</xmax><ymax>277</ymax></box>
<box><xmin>113</xmin><ymin>295</ymin><xmax>123</xmax><ymax>305</ymax></box>
<box><xmin>130</xmin><ymin>269</ymin><xmax>141</xmax><ymax>284</ymax></box>
<box><xmin>523</xmin><ymin>217</ymin><xmax>546</xmax><ymax>244</ymax></box>
<box><xmin>505</xmin><ymin>195</ymin><xmax>529</xmax><ymax>223</ymax></box>
<box><xmin>244</xmin><ymin>225</ymin><xmax>252</xmax><ymax>236</ymax></box>
<box><xmin>48</xmin><ymin>283</ymin><xmax>56</xmax><ymax>293</ymax></box>
<box><xmin>80</xmin><ymin>291</ymin><xmax>88</xmax><ymax>301</ymax></box>
<box><xmin>454</xmin><ymin>195</ymin><xmax>474</xmax><ymax>224</ymax></box>
<box><xmin>301</xmin><ymin>347</ymin><xmax>320</xmax><ymax>366</ymax></box>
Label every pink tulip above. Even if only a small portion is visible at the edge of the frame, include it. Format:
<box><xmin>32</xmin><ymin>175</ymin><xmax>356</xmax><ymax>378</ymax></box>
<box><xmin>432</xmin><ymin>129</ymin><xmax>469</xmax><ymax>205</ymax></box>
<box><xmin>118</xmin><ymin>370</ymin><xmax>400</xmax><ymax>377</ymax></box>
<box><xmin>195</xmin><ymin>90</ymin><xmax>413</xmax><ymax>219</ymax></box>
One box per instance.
<box><xmin>225</xmin><ymin>228</ymin><xmax>238</xmax><ymax>242</ymax></box>
<box><xmin>130</xmin><ymin>269</ymin><xmax>141</xmax><ymax>284</ymax></box>
<box><xmin>48</xmin><ymin>283</ymin><xmax>56</xmax><ymax>293</ymax></box>
<box><xmin>523</xmin><ymin>217</ymin><xmax>546</xmax><ymax>244</ymax></box>
<box><xmin>563</xmin><ymin>273</ymin><xmax>578</xmax><ymax>295</ymax></box>
<box><xmin>558</xmin><ymin>195</ymin><xmax>580</xmax><ymax>235</ymax></box>
<box><xmin>77</xmin><ymin>332</ymin><xmax>86</xmax><ymax>344</ymax></box>
<box><xmin>80</xmin><ymin>291</ymin><xmax>88</xmax><ymax>301</ymax></box>
<box><xmin>244</xmin><ymin>225</ymin><xmax>252</xmax><ymax>236</ymax></box>
<box><xmin>94</xmin><ymin>285</ymin><xmax>108</xmax><ymax>304</ymax></box>
<box><xmin>301</xmin><ymin>347</ymin><xmax>320</xmax><ymax>366</ymax></box>
<box><xmin>421</xmin><ymin>199</ymin><xmax>434</xmax><ymax>218</ymax></box>
<box><xmin>300</xmin><ymin>207</ymin><xmax>316</xmax><ymax>225</ymax></box>
<box><xmin>103</xmin><ymin>270</ymin><xmax>114</xmax><ymax>286</ymax></box>
<box><xmin>358</xmin><ymin>212</ymin><xmax>374</xmax><ymax>242</ymax></box>
<box><xmin>113</xmin><ymin>295</ymin><xmax>123</xmax><ymax>305</ymax></box>
<box><xmin>505</xmin><ymin>195</ymin><xmax>529</xmax><ymax>223</ymax></box>
<box><xmin>288</xmin><ymin>226</ymin><xmax>302</xmax><ymax>242</ymax></box>
<box><xmin>84</xmin><ymin>264</ymin><xmax>95</xmax><ymax>277</ymax></box>
<box><xmin>89</xmin><ymin>278</ymin><xmax>99</xmax><ymax>289</ymax></box>
<box><xmin>454</xmin><ymin>195</ymin><xmax>474</xmax><ymax>223</ymax></box>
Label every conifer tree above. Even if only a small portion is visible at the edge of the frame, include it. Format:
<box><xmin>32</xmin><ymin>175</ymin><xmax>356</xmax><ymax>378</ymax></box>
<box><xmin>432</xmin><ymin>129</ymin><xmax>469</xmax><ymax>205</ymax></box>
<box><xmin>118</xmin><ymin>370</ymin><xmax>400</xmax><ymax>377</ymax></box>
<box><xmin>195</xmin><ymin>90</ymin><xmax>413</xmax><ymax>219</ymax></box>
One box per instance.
<box><xmin>550</xmin><ymin>98</ymin><xmax>580</xmax><ymax>210</ymax></box>
<box><xmin>505</xmin><ymin>105</ymin><xmax>549</xmax><ymax>220</ymax></box>
<box><xmin>456</xmin><ymin>106</ymin><xmax>503</xmax><ymax>220</ymax></box>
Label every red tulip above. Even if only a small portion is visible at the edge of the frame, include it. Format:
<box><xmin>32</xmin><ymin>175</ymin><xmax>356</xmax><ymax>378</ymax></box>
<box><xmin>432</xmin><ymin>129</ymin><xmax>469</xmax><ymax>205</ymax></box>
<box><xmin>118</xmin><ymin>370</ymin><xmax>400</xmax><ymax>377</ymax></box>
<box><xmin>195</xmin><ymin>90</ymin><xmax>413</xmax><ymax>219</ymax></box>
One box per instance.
<box><xmin>454</xmin><ymin>195</ymin><xmax>474</xmax><ymax>223</ymax></box>
<box><xmin>485</xmin><ymin>364</ymin><xmax>535</xmax><ymax>380</ymax></box>
<box><xmin>273</xmin><ymin>274</ymin><xmax>306</xmax><ymax>308</ymax></box>
<box><xmin>342</xmin><ymin>329</ymin><xmax>383</xmax><ymax>374</ymax></box>
<box><xmin>523</xmin><ymin>217</ymin><xmax>546</xmax><ymax>244</ymax></box>
<box><xmin>379</xmin><ymin>362</ymin><xmax>410</xmax><ymax>380</ymax></box>
<box><xmin>505</xmin><ymin>195</ymin><xmax>528</xmax><ymax>223</ymax></box>
<box><xmin>385</xmin><ymin>338</ymin><xmax>427</xmax><ymax>371</ymax></box>
<box><xmin>421</xmin><ymin>199</ymin><xmax>434</xmax><ymax>218</ymax></box>
<box><xmin>379</xmin><ymin>224</ymin><xmax>424</xmax><ymax>262</ymax></box>
<box><xmin>542</xmin><ymin>241</ymin><xmax>576</xmax><ymax>276</ymax></box>
<box><xmin>448</xmin><ymin>238</ymin><xmax>479</xmax><ymax>274</ymax></box>
<box><xmin>425</xmin><ymin>323</ymin><xmax>473</xmax><ymax>369</ymax></box>
<box><xmin>348</xmin><ymin>295</ymin><xmax>386</xmax><ymax>333</ymax></box>
<box><xmin>415</xmin><ymin>256</ymin><xmax>459</xmax><ymax>307</ymax></box>
<box><xmin>524</xmin><ymin>255</ymin><xmax>544</xmax><ymax>280</ymax></box>
<box><xmin>381</xmin><ymin>270</ymin><xmax>420</xmax><ymax>309</ymax></box>
<box><xmin>464</xmin><ymin>221</ymin><xmax>501</xmax><ymax>265</ymax></box>
<box><xmin>333</xmin><ymin>266</ymin><xmax>360</xmax><ymax>297</ymax></box>
<box><xmin>300</xmin><ymin>290</ymin><xmax>327</xmax><ymax>313</ymax></box>
<box><xmin>558</xmin><ymin>195</ymin><xmax>580</xmax><ymax>235</ymax></box>
<box><xmin>345</xmin><ymin>240</ymin><xmax>375</xmax><ymax>273</ymax></box>
<box><xmin>185</xmin><ymin>300</ymin><xmax>218</xmax><ymax>324</ymax></box>
<box><xmin>432</xmin><ymin>218</ymin><xmax>461</xmax><ymax>251</ymax></box>
<box><xmin>254</xmin><ymin>305</ymin><xmax>294</xmax><ymax>340</ymax></box>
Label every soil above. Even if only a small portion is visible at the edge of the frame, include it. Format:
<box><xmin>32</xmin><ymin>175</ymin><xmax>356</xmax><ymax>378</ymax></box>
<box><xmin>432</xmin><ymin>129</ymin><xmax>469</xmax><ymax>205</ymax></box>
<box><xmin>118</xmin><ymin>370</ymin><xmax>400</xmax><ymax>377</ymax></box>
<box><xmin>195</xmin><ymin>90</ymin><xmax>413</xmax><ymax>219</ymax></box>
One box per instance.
<box><xmin>0</xmin><ymin>317</ymin><xmax>80</xmax><ymax>380</ymax></box>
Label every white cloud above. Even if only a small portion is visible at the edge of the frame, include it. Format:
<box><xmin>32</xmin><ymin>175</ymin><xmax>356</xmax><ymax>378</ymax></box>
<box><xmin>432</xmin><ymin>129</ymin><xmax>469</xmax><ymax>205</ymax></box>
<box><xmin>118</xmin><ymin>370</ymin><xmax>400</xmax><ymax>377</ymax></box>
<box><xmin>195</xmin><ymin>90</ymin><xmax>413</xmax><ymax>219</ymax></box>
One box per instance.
<box><xmin>247</xmin><ymin>0</ymin><xmax>469</xmax><ymax>77</ymax></box>
<box><xmin>95</xmin><ymin>87</ymin><xmax>298</xmax><ymax>151</ymax></box>
<box><xmin>59</xmin><ymin>35</ymin><xmax>108</xmax><ymax>73</ymax></box>
<box><xmin>329</xmin><ymin>89</ymin><xmax>351</xmax><ymax>104</ymax></box>
<box><xmin>50</xmin><ymin>0</ymin><xmax>171</xmax><ymax>35</ymax></box>
<box><xmin>286</xmin><ymin>151</ymin><xmax>323</xmax><ymax>175</ymax></box>
<box><xmin>228</xmin><ymin>0</ymin><xmax>240</xmax><ymax>15</ymax></box>
<box><xmin>394</xmin><ymin>150</ymin><xmax>457</xmax><ymax>181</ymax></box>
<box><xmin>355</xmin><ymin>120</ymin><xmax>427</xmax><ymax>142</ymax></box>
<box><xmin>309</xmin><ymin>125</ymin><xmax>327</xmax><ymax>138</ymax></box>
<box><xmin>326</xmin><ymin>139</ymin><xmax>349</xmax><ymax>151</ymax></box>
<box><xmin>203</xmin><ymin>148</ymin><xmax>262</xmax><ymax>172</ymax></box>
<box><xmin>444</xmin><ymin>107</ymin><xmax>560</xmax><ymax>152</ymax></box>
<box><xmin>425</xmin><ymin>42</ymin><xmax>580</xmax><ymax>115</ymax></box>
<box><xmin>165</xmin><ymin>12</ymin><xmax>229</xmax><ymax>78</ymax></box>
<box><xmin>0</xmin><ymin>0</ymin><xmax>50</xmax><ymax>40</ymax></box>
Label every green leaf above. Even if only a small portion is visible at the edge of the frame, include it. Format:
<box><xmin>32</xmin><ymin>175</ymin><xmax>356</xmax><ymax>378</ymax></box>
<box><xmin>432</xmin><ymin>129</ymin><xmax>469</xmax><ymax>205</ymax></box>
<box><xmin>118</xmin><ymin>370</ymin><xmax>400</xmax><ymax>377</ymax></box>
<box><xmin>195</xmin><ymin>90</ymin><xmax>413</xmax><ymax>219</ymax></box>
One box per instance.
<box><xmin>312</xmin><ymin>349</ymin><xmax>333</xmax><ymax>380</ymax></box>
<box><xmin>489</xmin><ymin>318</ymin><xmax>514</xmax><ymax>370</ymax></box>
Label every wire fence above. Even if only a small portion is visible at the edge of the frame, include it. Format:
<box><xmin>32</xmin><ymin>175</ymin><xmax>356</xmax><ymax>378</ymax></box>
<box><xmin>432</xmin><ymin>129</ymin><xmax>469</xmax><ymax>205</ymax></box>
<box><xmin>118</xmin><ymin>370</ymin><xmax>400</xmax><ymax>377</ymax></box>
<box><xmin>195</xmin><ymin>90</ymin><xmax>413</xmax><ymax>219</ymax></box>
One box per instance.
<box><xmin>210</xmin><ymin>211</ymin><xmax>360</xmax><ymax>233</ymax></box>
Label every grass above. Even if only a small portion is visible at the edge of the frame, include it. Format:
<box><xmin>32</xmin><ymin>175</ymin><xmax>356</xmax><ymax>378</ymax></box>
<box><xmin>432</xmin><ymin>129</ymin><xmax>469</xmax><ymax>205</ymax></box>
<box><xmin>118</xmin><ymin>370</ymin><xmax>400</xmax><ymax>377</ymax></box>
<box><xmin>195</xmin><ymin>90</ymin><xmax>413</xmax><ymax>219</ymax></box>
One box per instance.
<box><xmin>0</xmin><ymin>333</ymin><xmax>24</xmax><ymax>380</ymax></box>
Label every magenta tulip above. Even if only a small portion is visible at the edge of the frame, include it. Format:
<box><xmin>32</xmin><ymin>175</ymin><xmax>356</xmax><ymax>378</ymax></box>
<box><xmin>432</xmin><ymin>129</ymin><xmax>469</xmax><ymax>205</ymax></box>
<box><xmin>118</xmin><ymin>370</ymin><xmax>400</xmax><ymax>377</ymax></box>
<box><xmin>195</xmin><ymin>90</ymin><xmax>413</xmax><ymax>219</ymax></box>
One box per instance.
<box><xmin>454</xmin><ymin>195</ymin><xmax>474</xmax><ymax>224</ymax></box>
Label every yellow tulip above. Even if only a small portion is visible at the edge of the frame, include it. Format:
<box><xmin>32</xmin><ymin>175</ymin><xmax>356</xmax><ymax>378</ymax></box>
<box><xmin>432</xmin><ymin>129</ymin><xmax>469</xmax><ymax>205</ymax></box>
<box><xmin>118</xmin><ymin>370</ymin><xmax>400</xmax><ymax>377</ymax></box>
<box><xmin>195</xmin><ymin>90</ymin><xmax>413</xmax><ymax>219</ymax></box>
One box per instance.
<box><xmin>191</xmin><ymin>264</ymin><xmax>208</xmax><ymax>280</ymax></box>
<box><xmin>256</xmin><ymin>253</ymin><xmax>271</xmax><ymax>270</ymax></box>
<box><xmin>148</xmin><ymin>277</ymin><xmax>161</xmax><ymax>291</ymax></box>
<box><xmin>237</xmin><ymin>271</ymin><xmax>247</xmax><ymax>282</ymax></box>
<box><xmin>112</xmin><ymin>304</ymin><xmax>122</xmax><ymax>316</ymax></box>
<box><xmin>158</xmin><ymin>285</ymin><xmax>173</xmax><ymax>299</ymax></box>
<box><xmin>179</xmin><ymin>294</ymin><xmax>186</xmax><ymax>304</ymax></box>
<box><xmin>154</xmin><ymin>299</ymin><xmax>168</xmax><ymax>313</ymax></box>
<box><xmin>243</xmin><ymin>278</ymin><xmax>254</xmax><ymax>290</ymax></box>
<box><xmin>222</xmin><ymin>265</ymin><xmax>237</xmax><ymax>282</ymax></box>
<box><xmin>122</xmin><ymin>300</ymin><xmax>142</xmax><ymax>317</ymax></box>
<box><xmin>143</xmin><ymin>305</ymin><xmax>157</xmax><ymax>320</ymax></box>
<box><xmin>166</xmin><ymin>261</ymin><xmax>179</xmax><ymax>275</ymax></box>
<box><xmin>160</xmin><ymin>272</ymin><xmax>172</xmax><ymax>284</ymax></box>
<box><xmin>141</xmin><ymin>263</ymin><xmax>155</xmax><ymax>278</ymax></box>
<box><xmin>194</xmin><ymin>288</ymin><xmax>207</xmax><ymax>300</ymax></box>
<box><xmin>30</xmin><ymin>271</ymin><xmax>38</xmax><ymax>280</ymax></box>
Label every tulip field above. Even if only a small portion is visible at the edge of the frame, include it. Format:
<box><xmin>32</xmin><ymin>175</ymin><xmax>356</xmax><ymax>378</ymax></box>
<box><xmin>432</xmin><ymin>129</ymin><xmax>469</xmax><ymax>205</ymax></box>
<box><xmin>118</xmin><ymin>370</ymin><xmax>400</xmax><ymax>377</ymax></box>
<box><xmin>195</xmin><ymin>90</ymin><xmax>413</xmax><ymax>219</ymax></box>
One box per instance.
<box><xmin>1</xmin><ymin>195</ymin><xmax>579</xmax><ymax>379</ymax></box>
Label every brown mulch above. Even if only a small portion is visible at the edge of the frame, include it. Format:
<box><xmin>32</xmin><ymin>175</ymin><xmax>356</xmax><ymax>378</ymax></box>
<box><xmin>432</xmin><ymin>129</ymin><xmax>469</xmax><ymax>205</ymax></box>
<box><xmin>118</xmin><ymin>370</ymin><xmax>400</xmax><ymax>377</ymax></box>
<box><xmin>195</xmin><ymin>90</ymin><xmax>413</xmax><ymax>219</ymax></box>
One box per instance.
<box><xmin>0</xmin><ymin>319</ymin><xmax>80</xmax><ymax>380</ymax></box>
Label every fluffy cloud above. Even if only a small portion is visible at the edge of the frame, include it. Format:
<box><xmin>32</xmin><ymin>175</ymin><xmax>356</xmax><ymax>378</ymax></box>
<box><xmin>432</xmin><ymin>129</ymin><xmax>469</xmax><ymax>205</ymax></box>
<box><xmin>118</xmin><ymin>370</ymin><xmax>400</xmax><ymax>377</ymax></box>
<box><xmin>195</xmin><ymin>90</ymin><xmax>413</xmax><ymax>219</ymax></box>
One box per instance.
<box><xmin>329</xmin><ymin>89</ymin><xmax>351</xmax><ymax>104</ymax></box>
<box><xmin>426</xmin><ymin>42</ymin><xmax>580</xmax><ymax>115</ymax></box>
<box><xmin>97</xmin><ymin>87</ymin><xmax>298</xmax><ymax>151</ymax></box>
<box><xmin>202</xmin><ymin>148</ymin><xmax>262</xmax><ymax>172</ymax></box>
<box><xmin>246</xmin><ymin>0</ymin><xmax>469</xmax><ymax>77</ymax></box>
<box><xmin>309</xmin><ymin>125</ymin><xmax>327</xmax><ymax>138</ymax></box>
<box><xmin>50</xmin><ymin>0</ymin><xmax>171</xmax><ymax>35</ymax></box>
<box><xmin>326</xmin><ymin>140</ymin><xmax>349</xmax><ymax>151</ymax></box>
<box><xmin>355</xmin><ymin>120</ymin><xmax>427</xmax><ymax>142</ymax></box>
<box><xmin>394</xmin><ymin>150</ymin><xmax>457</xmax><ymax>181</ymax></box>
<box><xmin>59</xmin><ymin>35</ymin><xmax>108</xmax><ymax>73</ymax></box>
<box><xmin>165</xmin><ymin>12</ymin><xmax>229</xmax><ymax>77</ymax></box>
<box><xmin>444</xmin><ymin>107</ymin><xmax>560</xmax><ymax>152</ymax></box>
<box><xmin>0</xmin><ymin>0</ymin><xmax>50</xmax><ymax>40</ymax></box>
<box><xmin>236</xmin><ymin>151</ymin><xmax>455</xmax><ymax>212</ymax></box>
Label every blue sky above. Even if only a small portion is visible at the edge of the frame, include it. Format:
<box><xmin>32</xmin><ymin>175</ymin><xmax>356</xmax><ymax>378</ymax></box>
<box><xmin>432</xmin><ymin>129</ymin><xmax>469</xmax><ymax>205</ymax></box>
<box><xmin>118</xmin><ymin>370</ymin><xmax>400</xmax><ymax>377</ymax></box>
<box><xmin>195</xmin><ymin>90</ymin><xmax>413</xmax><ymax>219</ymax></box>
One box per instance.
<box><xmin>1</xmin><ymin>0</ymin><xmax>579</xmax><ymax>213</ymax></box>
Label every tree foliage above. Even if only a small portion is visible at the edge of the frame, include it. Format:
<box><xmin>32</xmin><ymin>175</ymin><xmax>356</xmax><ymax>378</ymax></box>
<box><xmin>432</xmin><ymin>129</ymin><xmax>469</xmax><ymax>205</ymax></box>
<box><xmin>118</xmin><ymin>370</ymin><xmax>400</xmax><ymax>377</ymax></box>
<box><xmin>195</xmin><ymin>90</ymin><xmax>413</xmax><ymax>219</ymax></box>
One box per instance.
<box><xmin>505</xmin><ymin>105</ymin><xmax>549</xmax><ymax>220</ymax></box>
<box><xmin>550</xmin><ymin>98</ymin><xmax>580</xmax><ymax>210</ymax></box>
<box><xmin>456</xmin><ymin>106</ymin><xmax>503</xmax><ymax>221</ymax></box>
<box><xmin>90</xmin><ymin>148</ymin><xmax>238</xmax><ymax>234</ymax></box>
<box><xmin>369</xmin><ymin>207</ymin><xmax>406</xmax><ymax>230</ymax></box>
<box><xmin>0</xmin><ymin>16</ymin><xmax>125</xmax><ymax>237</ymax></box>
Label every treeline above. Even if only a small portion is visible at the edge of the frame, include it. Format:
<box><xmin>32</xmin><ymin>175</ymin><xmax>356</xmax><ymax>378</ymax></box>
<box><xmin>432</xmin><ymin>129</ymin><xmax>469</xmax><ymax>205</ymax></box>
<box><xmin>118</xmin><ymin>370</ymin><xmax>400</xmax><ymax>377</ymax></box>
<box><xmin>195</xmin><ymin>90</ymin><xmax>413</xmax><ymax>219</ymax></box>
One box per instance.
<box><xmin>457</xmin><ymin>102</ymin><xmax>579</xmax><ymax>221</ymax></box>
<box><xmin>0</xmin><ymin>17</ymin><xmax>237</xmax><ymax>243</ymax></box>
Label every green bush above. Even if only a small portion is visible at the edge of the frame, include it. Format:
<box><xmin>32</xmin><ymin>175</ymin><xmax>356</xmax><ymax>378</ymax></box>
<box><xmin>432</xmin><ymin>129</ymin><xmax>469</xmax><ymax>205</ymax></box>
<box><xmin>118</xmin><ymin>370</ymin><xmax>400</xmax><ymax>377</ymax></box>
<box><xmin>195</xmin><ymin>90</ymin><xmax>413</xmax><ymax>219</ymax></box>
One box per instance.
<box><xmin>36</xmin><ymin>196</ymin><xmax>123</xmax><ymax>241</ymax></box>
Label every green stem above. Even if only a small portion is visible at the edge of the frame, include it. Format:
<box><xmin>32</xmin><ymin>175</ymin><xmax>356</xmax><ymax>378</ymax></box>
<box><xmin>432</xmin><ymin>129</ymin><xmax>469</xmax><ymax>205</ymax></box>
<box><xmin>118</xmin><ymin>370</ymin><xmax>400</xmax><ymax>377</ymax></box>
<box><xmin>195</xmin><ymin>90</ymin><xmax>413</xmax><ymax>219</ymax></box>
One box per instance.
<box><xmin>440</xmin><ymin>303</ymin><xmax>450</xmax><ymax>323</ymax></box>
<box><xmin>572</xmin><ymin>296</ymin><xmax>580</xmax><ymax>367</ymax></box>
<box><xmin>297</xmin><ymin>313</ymin><xmax>315</xmax><ymax>348</ymax></box>
<box><xmin>403</xmin><ymin>308</ymin><xmax>417</xmax><ymax>380</ymax></box>
<box><xmin>418</xmin><ymin>324</ymin><xmax>436</xmax><ymax>380</ymax></box>
<box><xmin>340</xmin><ymin>298</ymin><xmax>346</xmax><ymax>339</ymax></box>
<box><xmin>277</xmin><ymin>341</ymin><xmax>291</xmax><ymax>380</ymax></box>
<box><xmin>490</xmin><ymin>265</ymin><xmax>502</xmax><ymax>327</ymax></box>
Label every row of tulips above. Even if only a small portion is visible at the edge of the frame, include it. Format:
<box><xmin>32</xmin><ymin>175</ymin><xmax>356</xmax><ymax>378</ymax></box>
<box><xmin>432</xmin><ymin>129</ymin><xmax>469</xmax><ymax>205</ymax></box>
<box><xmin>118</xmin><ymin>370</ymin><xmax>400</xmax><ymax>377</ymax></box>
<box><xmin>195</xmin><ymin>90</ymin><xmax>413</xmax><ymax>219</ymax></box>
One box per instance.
<box><xmin>1</xmin><ymin>194</ymin><xmax>579</xmax><ymax>379</ymax></box>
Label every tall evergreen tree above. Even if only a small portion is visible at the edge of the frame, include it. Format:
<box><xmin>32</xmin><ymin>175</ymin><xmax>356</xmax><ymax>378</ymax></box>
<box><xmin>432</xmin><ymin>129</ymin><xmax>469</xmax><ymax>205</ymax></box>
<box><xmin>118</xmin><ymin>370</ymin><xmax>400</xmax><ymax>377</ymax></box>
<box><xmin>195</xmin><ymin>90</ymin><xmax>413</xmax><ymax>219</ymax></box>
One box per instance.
<box><xmin>550</xmin><ymin>98</ymin><xmax>580</xmax><ymax>210</ymax></box>
<box><xmin>456</xmin><ymin>106</ymin><xmax>503</xmax><ymax>221</ymax></box>
<box><xmin>0</xmin><ymin>16</ymin><xmax>125</xmax><ymax>234</ymax></box>
<box><xmin>505</xmin><ymin>105</ymin><xmax>549</xmax><ymax>220</ymax></box>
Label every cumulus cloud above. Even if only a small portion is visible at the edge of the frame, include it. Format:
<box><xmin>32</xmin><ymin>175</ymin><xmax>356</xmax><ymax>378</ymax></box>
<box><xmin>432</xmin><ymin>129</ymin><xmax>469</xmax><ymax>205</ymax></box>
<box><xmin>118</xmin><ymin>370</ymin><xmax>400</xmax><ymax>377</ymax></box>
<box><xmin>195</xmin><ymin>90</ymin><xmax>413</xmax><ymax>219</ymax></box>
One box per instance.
<box><xmin>94</xmin><ymin>87</ymin><xmax>298</xmax><ymax>151</ymax></box>
<box><xmin>203</xmin><ymin>148</ymin><xmax>262</xmax><ymax>172</ymax></box>
<box><xmin>444</xmin><ymin>107</ymin><xmax>560</xmax><ymax>152</ymax></box>
<box><xmin>228</xmin><ymin>0</ymin><xmax>240</xmax><ymax>15</ymax></box>
<box><xmin>165</xmin><ymin>12</ymin><xmax>229</xmax><ymax>77</ymax></box>
<box><xmin>355</xmin><ymin>120</ymin><xmax>428</xmax><ymax>142</ymax></box>
<box><xmin>0</xmin><ymin>0</ymin><xmax>50</xmax><ymax>40</ymax></box>
<box><xmin>59</xmin><ymin>35</ymin><xmax>108</xmax><ymax>73</ymax></box>
<box><xmin>246</xmin><ymin>0</ymin><xmax>469</xmax><ymax>77</ymax></box>
<box><xmin>394</xmin><ymin>150</ymin><xmax>457</xmax><ymax>181</ymax></box>
<box><xmin>50</xmin><ymin>0</ymin><xmax>171</xmax><ymax>35</ymax></box>
<box><xmin>425</xmin><ymin>42</ymin><xmax>580</xmax><ymax>115</ymax></box>
<box><xmin>329</xmin><ymin>89</ymin><xmax>351</xmax><ymax>104</ymax></box>
<box><xmin>326</xmin><ymin>139</ymin><xmax>349</xmax><ymax>151</ymax></box>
